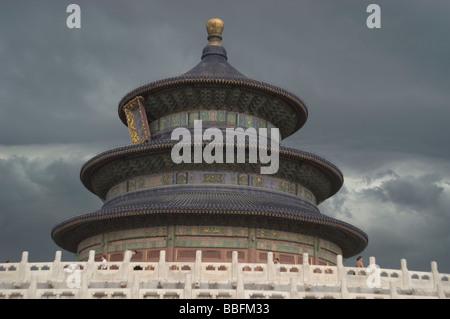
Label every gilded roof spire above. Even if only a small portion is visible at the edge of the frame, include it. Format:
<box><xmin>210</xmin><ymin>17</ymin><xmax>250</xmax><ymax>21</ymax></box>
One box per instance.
<box><xmin>206</xmin><ymin>18</ymin><xmax>224</xmax><ymax>46</ymax></box>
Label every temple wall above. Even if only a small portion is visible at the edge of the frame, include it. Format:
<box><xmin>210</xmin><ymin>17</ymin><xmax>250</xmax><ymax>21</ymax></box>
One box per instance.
<box><xmin>105</xmin><ymin>171</ymin><xmax>316</xmax><ymax>204</ymax></box>
<box><xmin>149</xmin><ymin>109</ymin><xmax>277</xmax><ymax>138</ymax></box>
<box><xmin>76</xmin><ymin>226</ymin><xmax>340</xmax><ymax>265</ymax></box>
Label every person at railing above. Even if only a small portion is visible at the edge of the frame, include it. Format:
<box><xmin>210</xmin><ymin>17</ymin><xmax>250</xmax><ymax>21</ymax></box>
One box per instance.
<box><xmin>125</xmin><ymin>250</ymin><xmax>143</xmax><ymax>270</ymax></box>
<box><xmin>131</xmin><ymin>250</ymin><xmax>138</xmax><ymax>261</ymax></box>
<box><xmin>101</xmin><ymin>255</ymin><xmax>108</xmax><ymax>270</ymax></box>
<box><xmin>356</xmin><ymin>256</ymin><xmax>364</xmax><ymax>268</ymax></box>
<box><xmin>273</xmin><ymin>257</ymin><xmax>281</xmax><ymax>275</ymax></box>
<box><xmin>124</xmin><ymin>250</ymin><xmax>138</xmax><ymax>260</ymax></box>
<box><xmin>356</xmin><ymin>256</ymin><xmax>364</xmax><ymax>275</ymax></box>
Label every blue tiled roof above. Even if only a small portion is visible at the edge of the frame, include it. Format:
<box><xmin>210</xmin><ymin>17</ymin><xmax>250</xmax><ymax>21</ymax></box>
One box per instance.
<box><xmin>51</xmin><ymin>185</ymin><xmax>368</xmax><ymax>256</ymax></box>
<box><xmin>118</xmin><ymin>44</ymin><xmax>306</xmax><ymax>108</ymax></box>
<box><xmin>181</xmin><ymin>45</ymin><xmax>248</xmax><ymax>81</ymax></box>
<box><xmin>101</xmin><ymin>185</ymin><xmax>320</xmax><ymax>213</ymax></box>
<box><xmin>117</xmin><ymin>43</ymin><xmax>308</xmax><ymax>135</ymax></box>
<box><xmin>79</xmin><ymin>141</ymin><xmax>344</xmax><ymax>204</ymax></box>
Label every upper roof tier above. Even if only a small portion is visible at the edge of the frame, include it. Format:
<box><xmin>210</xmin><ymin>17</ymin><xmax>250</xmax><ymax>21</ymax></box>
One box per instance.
<box><xmin>118</xmin><ymin>19</ymin><xmax>308</xmax><ymax>140</ymax></box>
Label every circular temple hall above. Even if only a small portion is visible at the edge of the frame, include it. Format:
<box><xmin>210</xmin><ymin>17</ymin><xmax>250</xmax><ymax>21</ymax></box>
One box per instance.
<box><xmin>51</xmin><ymin>19</ymin><xmax>368</xmax><ymax>266</ymax></box>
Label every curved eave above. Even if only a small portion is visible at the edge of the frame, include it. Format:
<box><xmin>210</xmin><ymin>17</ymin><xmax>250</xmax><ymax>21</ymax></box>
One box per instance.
<box><xmin>51</xmin><ymin>206</ymin><xmax>367</xmax><ymax>258</ymax></box>
<box><xmin>79</xmin><ymin>141</ymin><xmax>343</xmax><ymax>203</ymax></box>
<box><xmin>117</xmin><ymin>77</ymin><xmax>308</xmax><ymax>136</ymax></box>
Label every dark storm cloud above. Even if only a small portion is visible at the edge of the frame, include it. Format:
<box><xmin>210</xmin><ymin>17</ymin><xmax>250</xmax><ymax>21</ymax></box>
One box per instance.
<box><xmin>0</xmin><ymin>151</ymin><xmax>100</xmax><ymax>261</ymax></box>
<box><xmin>0</xmin><ymin>1</ymin><xmax>192</xmax><ymax>145</ymax></box>
<box><xmin>0</xmin><ymin>2</ymin><xmax>120</xmax><ymax>145</ymax></box>
<box><xmin>277</xmin><ymin>1</ymin><xmax>450</xmax><ymax>164</ymax></box>
<box><xmin>318</xmin><ymin>162</ymin><xmax>450</xmax><ymax>271</ymax></box>
<box><xmin>0</xmin><ymin>0</ymin><xmax>449</xmax><ymax>273</ymax></box>
<box><xmin>362</xmin><ymin>173</ymin><xmax>444</xmax><ymax>211</ymax></box>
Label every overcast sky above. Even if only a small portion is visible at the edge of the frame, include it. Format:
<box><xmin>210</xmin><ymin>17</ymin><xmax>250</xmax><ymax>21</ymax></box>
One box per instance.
<box><xmin>1</xmin><ymin>0</ymin><xmax>449</xmax><ymax>274</ymax></box>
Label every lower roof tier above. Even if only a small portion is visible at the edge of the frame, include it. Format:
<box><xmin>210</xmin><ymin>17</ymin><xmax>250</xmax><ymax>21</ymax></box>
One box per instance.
<box><xmin>80</xmin><ymin>141</ymin><xmax>344</xmax><ymax>204</ymax></box>
<box><xmin>51</xmin><ymin>186</ymin><xmax>368</xmax><ymax>258</ymax></box>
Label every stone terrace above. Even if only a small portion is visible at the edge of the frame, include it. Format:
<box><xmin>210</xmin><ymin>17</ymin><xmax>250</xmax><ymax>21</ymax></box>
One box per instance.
<box><xmin>0</xmin><ymin>250</ymin><xmax>448</xmax><ymax>299</ymax></box>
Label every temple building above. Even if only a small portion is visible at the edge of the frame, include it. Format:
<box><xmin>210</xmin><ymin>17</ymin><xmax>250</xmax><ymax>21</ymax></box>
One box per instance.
<box><xmin>51</xmin><ymin>19</ymin><xmax>368</xmax><ymax>266</ymax></box>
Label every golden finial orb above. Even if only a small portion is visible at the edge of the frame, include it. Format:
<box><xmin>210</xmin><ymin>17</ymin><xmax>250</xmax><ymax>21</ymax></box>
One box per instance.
<box><xmin>206</xmin><ymin>18</ymin><xmax>224</xmax><ymax>46</ymax></box>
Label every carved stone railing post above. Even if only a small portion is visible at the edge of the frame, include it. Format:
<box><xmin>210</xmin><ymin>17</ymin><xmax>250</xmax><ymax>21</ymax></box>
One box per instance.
<box><xmin>267</xmin><ymin>252</ymin><xmax>274</xmax><ymax>283</ymax></box>
<box><xmin>79</xmin><ymin>270</ymin><xmax>89</xmax><ymax>299</ymax></box>
<box><xmin>236</xmin><ymin>273</ymin><xmax>244</xmax><ymax>299</ymax></box>
<box><xmin>79</xmin><ymin>250</ymin><xmax>95</xmax><ymax>298</ymax></box>
<box><xmin>337</xmin><ymin>255</ymin><xmax>349</xmax><ymax>298</ymax></box>
<box><xmin>121</xmin><ymin>250</ymin><xmax>132</xmax><ymax>287</ymax></box>
<box><xmin>390</xmin><ymin>281</ymin><xmax>398</xmax><ymax>299</ymax></box>
<box><xmin>194</xmin><ymin>250</ymin><xmax>202</xmax><ymax>287</ymax></box>
<box><xmin>290</xmin><ymin>277</ymin><xmax>298</xmax><ymax>299</ymax></box>
<box><xmin>336</xmin><ymin>255</ymin><xmax>345</xmax><ymax>284</ymax></box>
<box><xmin>431</xmin><ymin>261</ymin><xmax>439</xmax><ymax>289</ymax></box>
<box><xmin>131</xmin><ymin>273</ymin><xmax>140</xmax><ymax>299</ymax></box>
<box><xmin>48</xmin><ymin>251</ymin><xmax>62</xmax><ymax>288</ymax></box>
<box><xmin>368</xmin><ymin>256</ymin><xmax>383</xmax><ymax>293</ymax></box>
<box><xmin>401</xmin><ymin>259</ymin><xmax>409</xmax><ymax>289</ymax></box>
<box><xmin>436</xmin><ymin>283</ymin><xmax>445</xmax><ymax>299</ymax></box>
<box><xmin>340</xmin><ymin>275</ymin><xmax>349</xmax><ymax>299</ymax></box>
<box><xmin>231</xmin><ymin>251</ymin><xmax>238</xmax><ymax>288</ymax></box>
<box><xmin>13</xmin><ymin>251</ymin><xmax>29</xmax><ymax>288</ymax></box>
<box><xmin>185</xmin><ymin>273</ymin><xmax>192</xmax><ymax>299</ymax></box>
<box><xmin>302</xmin><ymin>253</ymin><xmax>310</xmax><ymax>286</ymax></box>
<box><xmin>431</xmin><ymin>261</ymin><xmax>445</xmax><ymax>298</ymax></box>
<box><xmin>27</xmin><ymin>273</ymin><xmax>37</xmax><ymax>299</ymax></box>
<box><xmin>158</xmin><ymin>250</ymin><xmax>166</xmax><ymax>288</ymax></box>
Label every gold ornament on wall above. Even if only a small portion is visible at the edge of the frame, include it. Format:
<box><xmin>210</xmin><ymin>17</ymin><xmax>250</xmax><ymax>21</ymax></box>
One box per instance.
<box><xmin>123</xmin><ymin>96</ymin><xmax>151</xmax><ymax>144</ymax></box>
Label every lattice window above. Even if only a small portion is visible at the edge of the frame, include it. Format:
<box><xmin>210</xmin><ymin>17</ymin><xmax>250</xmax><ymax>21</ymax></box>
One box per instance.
<box><xmin>147</xmin><ymin>250</ymin><xmax>162</xmax><ymax>261</ymax></box>
<box><xmin>203</xmin><ymin>250</ymin><xmax>221</xmax><ymax>260</ymax></box>
<box><xmin>131</xmin><ymin>250</ymin><xmax>144</xmax><ymax>261</ymax></box>
<box><xmin>280</xmin><ymin>254</ymin><xmax>295</xmax><ymax>264</ymax></box>
<box><xmin>177</xmin><ymin>249</ymin><xmax>196</xmax><ymax>260</ymax></box>
<box><xmin>258</xmin><ymin>252</ymin><xmax>268</xmax><ymax>262</ymax></box>
<box><xmin>109</xmin><ymin>252</ymin><xmax>124</xmax><ymax>262</ymax></box>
